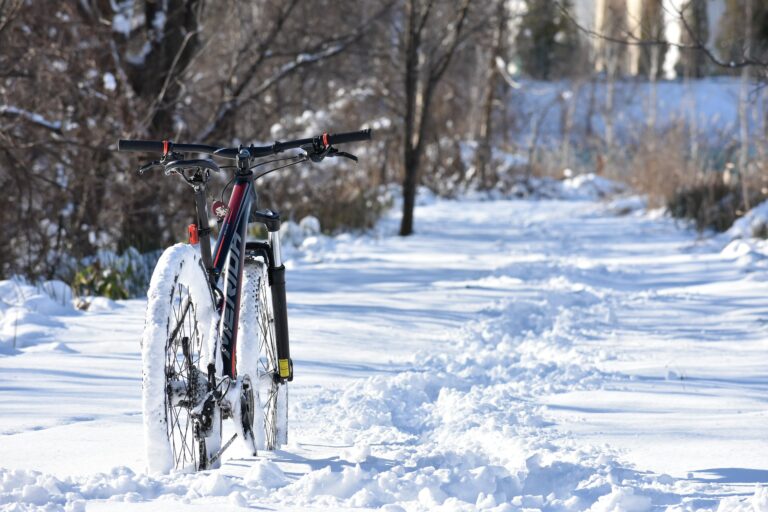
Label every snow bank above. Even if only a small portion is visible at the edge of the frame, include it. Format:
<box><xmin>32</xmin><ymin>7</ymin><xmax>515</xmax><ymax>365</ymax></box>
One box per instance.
<box><xmin>465</xmin><ymin>173</ymin><xmax>628</xmax><ymax>202</ymax></box>
<box><xmin>560</xmin><ymin>173</ymin><xmax>626</xmax><ymax>200</ymax></box>
<box><xmin>719</xmin><ymin>199</ymin><xmax>768</xmax><ymax>273</ymax></box>
<box><xmin>0</xmin><ymin>279</ymin><xmax>73</xmax><ymax>354</ymax></box>
<box><xmin>278</xmin><ymin>214</ymin><xmax>353</xmax><ymax>264</ymax></box>
<box><xmin>727</xmin><ymin>199</ymin><xmax>768</xmax><ymax>240</ymax></box>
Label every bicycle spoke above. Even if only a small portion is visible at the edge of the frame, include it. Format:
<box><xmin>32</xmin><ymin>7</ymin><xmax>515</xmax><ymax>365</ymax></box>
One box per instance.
<box><xmin>162</xmin><ymin>280</ymin><xmax>207</xmax><ymax>471</ymax></box>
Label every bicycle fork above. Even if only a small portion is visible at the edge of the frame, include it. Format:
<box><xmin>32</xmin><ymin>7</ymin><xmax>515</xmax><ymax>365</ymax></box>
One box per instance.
<box><xmin>267</xmin><ymin>229</ymin><xmax>293</xmax><ymax>382</ymax></box>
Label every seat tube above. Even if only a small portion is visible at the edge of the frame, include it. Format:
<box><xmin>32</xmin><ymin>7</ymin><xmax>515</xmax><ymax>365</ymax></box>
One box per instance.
<box><xmin>267</xmin><ymin>230</ymin><xmax>292</xmax><ymax>382</ymax></box>
<box><xmin>193</xmin><ymin>185</ymin><xmax>214</xmax><ymax>275</ymax></box>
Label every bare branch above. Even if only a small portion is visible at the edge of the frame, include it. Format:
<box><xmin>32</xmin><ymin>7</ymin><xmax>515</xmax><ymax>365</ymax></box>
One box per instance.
<box><xmin>0</xmin><ymin>105</ymin><xmax>63</xmax><ymax>135</ymax></box>
<box><xmin>554</xmin><ymin>0</ymin><xmax>768</xmax><ymax>72</ymax></box>
<box><xmin>140</xmin><ymin>29</ymin><xmax>199</xmax><ymax>129</ymax></box>
<box><xmin>416</xmin><ymin>0</ymin><xmax>436</xmax><ymax>36</ymax></box>
<box><xmin>0</xmin><ymin>0</ymin><xmax>22</xmax><ymax>37</ymax></box>
<box><xmin>673</xmin><ymin>1</ymin><xmax>767</xmax><ymax>70</ymax></box>
<box><xmin>428</xmin><ymin>0</ymin><xmax>472</xmax><ymax>85</ymax></box>
<box><xmin>198</xmin><ymin>1</ymin><xmax>394</xmax><ymax>141</ymax></box>
<box><xmin>230</xmin><ymin>0</ymin><xmax>301</xmax><ymax>100</ymax></box>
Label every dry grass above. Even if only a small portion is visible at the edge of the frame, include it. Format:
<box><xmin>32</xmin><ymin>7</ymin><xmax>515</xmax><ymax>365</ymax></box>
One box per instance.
<box><xmin>524</xmin><ymin>122</ymin><xmax>768</xmax><ymax>233</ymax></box>
<box><xmin>603</xmin><ymin>125</ymin><xmax>767</xmax><ymax>232</ymax></box>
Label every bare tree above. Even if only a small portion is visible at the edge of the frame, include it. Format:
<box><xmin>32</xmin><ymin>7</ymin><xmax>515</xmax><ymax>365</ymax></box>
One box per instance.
<box><xmin>475</xmin><ymin>0</ymin><xmax>507</xmax><ymax>190</ymax></box>
<box><xmin>400</xmin><ymin>0</ymin><xmax>472</xmax><ymax>236</ymax></box>
<box><xmin>738</xmin><ymin>0</ymin><xmax>754</xmax><ymax>210</ymax></box>
<box><xmin>0</xmin><ymin>0</ymin><xmax>494</xmax><ymax>281</ymax></box>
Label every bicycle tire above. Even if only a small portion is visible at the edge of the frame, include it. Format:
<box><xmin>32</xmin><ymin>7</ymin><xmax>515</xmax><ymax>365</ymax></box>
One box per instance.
<box><xmin>142</xmin><ymin>244</ymin><xmax>221</xmax><ymax>473</ymax></box>
<box><xmin>238</xmin><ymin>257</ymin><xmax>288</xmax><ymax>451</ymax></box>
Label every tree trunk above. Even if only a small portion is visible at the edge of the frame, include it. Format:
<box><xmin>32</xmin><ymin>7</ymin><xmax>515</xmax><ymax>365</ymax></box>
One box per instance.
<box><xmin>475</xmin><ymin>0</ymin><xmax>506</xmax><ymax>190</ymax></box>
<box><xmin>399</xmin><ymin>0</ymin><xmax>471</xmax><ymax>236</ymax></box>
<box><xmin>399</xmin><ymin>0</ymin><xmax>421</xmax><ymax>236</ymax></box>
<box><xmin>739</xmin><ymin>0</ymin><xmax>753</xmax><ymax>211</ymax></box>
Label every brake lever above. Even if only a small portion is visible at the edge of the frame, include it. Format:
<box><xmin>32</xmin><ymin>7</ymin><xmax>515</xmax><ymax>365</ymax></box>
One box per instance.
<box><xmin>137</xmin><ymin>160</ymin><xmax>162</xmax><ymax>175</ymax></box>
<box><xmin>330</xmin><ymin>149</ymin><xmax>358</xmax><ymax>163</ymax></box>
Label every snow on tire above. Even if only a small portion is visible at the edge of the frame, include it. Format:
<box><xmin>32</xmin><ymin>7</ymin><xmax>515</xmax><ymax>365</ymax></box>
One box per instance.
<box><xmin>141</xmin><ymin>244</ymin><xmax>219</xmax><ymax>473</ymax></box>
<box><xmin>238</xmin><ymin>259</ymin><xmax>288</xmax><ymax>451</ymax></box>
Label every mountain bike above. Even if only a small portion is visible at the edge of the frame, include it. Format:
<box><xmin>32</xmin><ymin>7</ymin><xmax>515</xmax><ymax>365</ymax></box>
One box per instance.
<box><xmin>118</xmin><ymin>129</ymin><xmax>372</xmax><ymax>473</ymax></box>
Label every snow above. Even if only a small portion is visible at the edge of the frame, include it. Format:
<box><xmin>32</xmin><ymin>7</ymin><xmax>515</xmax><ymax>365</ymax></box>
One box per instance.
<box><xmin>103</xmin><ymin>72</ymin><xmax>117</xmax><ymax>92</ymax></box>
<box><xmin>1</xmin><ymin>194</ymin><xmax>767</xmax><ymax>509</ymax></box>
<box><xmin>727</xmin><ymin>199</ymin><xmax>768</xmax><ymax>240</ymax></box>
<box><xmin>560</xmin><ymin>173</ymin><xmax>626</xmax><ymax>199</ymax></box>
<box><xmin>511</xmin><ymin>78</ymin><xmax>752</xmax><ymax>148</ymax></box>
<box><xmin>141</xmin><ymin>244</ymin><xmax>220</xmax><ymax>473</ymax></box>
<box><xmin>0</xmin><ymin>279</ymin><xmax>74</xmax><ymax>354</ymax></box>
<box><xmin>111</xmin><ymin>14</ymin><xmax>131</xmax><ymax>35</ymax></box>
<box><xmin>716</xmin><ymin>199</ymin><xmax>768</xmax><ymax>273</ymax></box>
<box><xmin>0</xmin><ymin>105</ymin><xmax>62</xmax><ymax>132</ymax></box>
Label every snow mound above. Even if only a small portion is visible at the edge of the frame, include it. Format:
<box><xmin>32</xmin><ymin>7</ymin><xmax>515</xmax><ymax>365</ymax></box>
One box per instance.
<box><xmin>83</xmin><ymin>296</ymin><xmax>123</xmax><ymax>312</ymax></box>
<box><xmin>727</xmin><ymin>199</ymin><xmax>768</xmax><ymax>240</ymax></box>
<box><xmin>22</xmin><ymin>341</ymin><xmax>77</xmax><ymax>354</ymax></box>
<box><xmin>606</xmin><ymin>195</ymin><xmax>647</xmax><ymax>215</ymax></box>
<box><xmin>0</xmin><ymin>279</ymin><xmax>74</xmax><ymax>354</ymax></box>
<box><xmin>561</xmin><ymin>173</ymin><xmax>626</xmax><ymax>200</ymax></box>
<box><xmin>720</xmin><ymin>200</ymin><xmax>768</xmax><ymax>273</ymax></box>
<box><xmin>478</xmin><ymin>174</ymin><xmax>627</xmax><ymax>202</ymax></box>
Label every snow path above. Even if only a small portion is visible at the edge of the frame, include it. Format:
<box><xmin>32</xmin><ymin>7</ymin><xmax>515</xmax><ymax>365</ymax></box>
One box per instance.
<box><xmin>1</xmin><ymin>198</ymin><xmax>767</xmax><ymax>511</ymax></box>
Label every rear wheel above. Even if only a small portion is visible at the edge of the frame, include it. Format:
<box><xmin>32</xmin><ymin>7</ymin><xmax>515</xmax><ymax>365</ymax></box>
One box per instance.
<box><xmin>142</xmin><ymin>244</ymin><xmax>221</xmax><ymax>473</ymax></box>
<box><xmin>238</xmin><ymin>258</ymin><xmax>288</xmax><ymax>450</ymax></box>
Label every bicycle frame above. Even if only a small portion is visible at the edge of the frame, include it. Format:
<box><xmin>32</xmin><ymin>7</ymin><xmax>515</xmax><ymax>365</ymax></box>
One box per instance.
<box><xmin>117</xmin><ymin>129</ymin><xmax>371</xmax><ymax>386</ymax></box>
<box><xmin>192</xmin><ymin>167</ymin><xmax>292</xmax><ymax>382</ymax></box>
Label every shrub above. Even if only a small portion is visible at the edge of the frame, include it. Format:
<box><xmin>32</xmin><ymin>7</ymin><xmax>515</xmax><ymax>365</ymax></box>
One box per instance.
<box><xmin>71</xmin><ymin>264</ymin><xmax>130</xmax><ymax>302</ymax></box>
<box><xmin>667</xmin><ymin>178</ymin><xmax>741</xmax><ymax>232</ymax></box>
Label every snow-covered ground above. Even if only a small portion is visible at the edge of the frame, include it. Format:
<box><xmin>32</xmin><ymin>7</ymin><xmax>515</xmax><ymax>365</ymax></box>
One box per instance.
<box><xmin>510</xmin><ymin>78</ymin><xmax>755</xmax><ymax>148</ymax></box>
<box><xmin>1</xmin><ymin>190</ymin><xmax>767</xmax><ymax>511</ymax></box>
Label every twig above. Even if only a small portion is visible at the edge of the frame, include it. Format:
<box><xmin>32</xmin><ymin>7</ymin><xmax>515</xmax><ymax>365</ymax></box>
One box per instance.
<box><xmin>554</xmin><ymin>0</ymin><xmax>768</xmax><ymax>72</ymax></box>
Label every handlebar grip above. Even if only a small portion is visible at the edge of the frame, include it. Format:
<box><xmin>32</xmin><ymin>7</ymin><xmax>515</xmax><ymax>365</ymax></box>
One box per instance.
<box><xmin>117</xmin><ymin>139</ymin><xmax>166</xmax><ymax>153</ymax></box>
<box><xmin>326</xmin><ymin>129</ymin><xmax>372</xmax><ymax>145</ymax></box>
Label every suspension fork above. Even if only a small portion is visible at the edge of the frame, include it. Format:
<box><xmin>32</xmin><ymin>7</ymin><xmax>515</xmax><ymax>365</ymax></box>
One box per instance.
<box><xmin>266</xmin><ymin>227</ymin><xmax>293</xmax><ymax>382</ymax></box>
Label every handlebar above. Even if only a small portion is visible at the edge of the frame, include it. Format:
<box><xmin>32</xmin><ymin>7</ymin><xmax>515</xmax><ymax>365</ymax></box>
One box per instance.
<box><xmin>117</xmin><ymin>129</ymin><xmax>372</xmax><ymax>160</ymax></box>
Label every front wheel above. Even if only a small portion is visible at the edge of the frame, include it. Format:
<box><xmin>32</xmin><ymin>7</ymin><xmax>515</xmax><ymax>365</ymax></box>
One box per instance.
<box><xmin>141</xmin><ymin>244</ymin><xmax>221</xmax><ymax>473</ymax></box>
<box><xmin>238</xmin><ymin>258</ymin><xmax>288</xmax><ymax>451</ymax></box>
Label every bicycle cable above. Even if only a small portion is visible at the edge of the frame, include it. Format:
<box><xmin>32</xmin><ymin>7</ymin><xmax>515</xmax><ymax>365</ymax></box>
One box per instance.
<box><xmin>250</xmin><ymin>154</ymin><xmax>304</xmax><ymax>171</ymax></box>
<box><xmin>220</xmin><ymin>176</ymin><xmax>235</xmax><ymax>203</ymax></box>
<box><xmin>252</xmin><ymin>155</ymin><xmax>309</xmax><ymax>182</ymax></box>
<box><xmin>218</xmin><ymin>156</ymin><xmax>303</xmax><ymax>202</ymax></box>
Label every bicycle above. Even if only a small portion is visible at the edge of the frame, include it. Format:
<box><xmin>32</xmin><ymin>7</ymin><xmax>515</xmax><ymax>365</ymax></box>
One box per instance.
<box><xmin>118</xmin><ymin>129</ymin><xmax>372</xmax><ymax>473</ymax></box>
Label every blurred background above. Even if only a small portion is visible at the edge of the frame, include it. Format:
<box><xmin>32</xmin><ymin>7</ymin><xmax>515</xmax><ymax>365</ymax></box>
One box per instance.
<box><xmin>0</xmin><ymin>0</ymin><xmax>765</xmax><ymax>297</ymax></box>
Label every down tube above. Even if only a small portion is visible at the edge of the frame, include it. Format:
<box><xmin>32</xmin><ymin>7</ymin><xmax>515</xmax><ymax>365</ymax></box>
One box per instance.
<box><xmin>215</xmin><ymin>179</ymin><xmax>252</xmax><ymax>378</ymax></box>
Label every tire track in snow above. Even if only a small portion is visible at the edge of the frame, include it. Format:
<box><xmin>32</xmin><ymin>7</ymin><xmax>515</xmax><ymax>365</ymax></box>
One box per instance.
<box><xmin>275</xmin><ymin>250</ymin><xmax>666</xmax><ymax>509</ymax></box>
